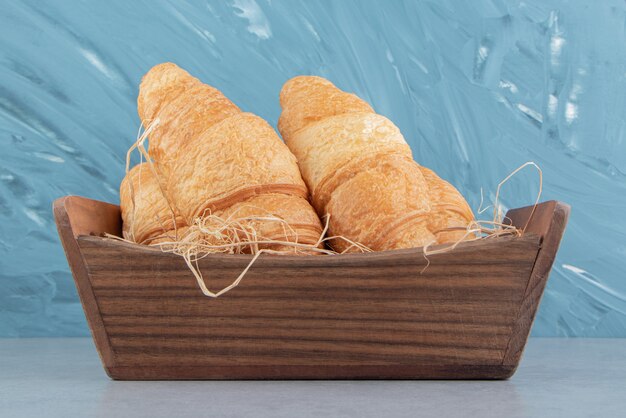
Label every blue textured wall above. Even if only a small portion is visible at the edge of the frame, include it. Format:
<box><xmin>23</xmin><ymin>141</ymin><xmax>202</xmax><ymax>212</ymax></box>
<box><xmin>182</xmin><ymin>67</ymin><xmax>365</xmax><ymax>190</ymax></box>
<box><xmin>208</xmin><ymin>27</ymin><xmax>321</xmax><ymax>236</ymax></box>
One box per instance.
<box><xmin>1</xmin><ymin>0</ymin><xmax>625</xmax><ymax>337</ymax></box>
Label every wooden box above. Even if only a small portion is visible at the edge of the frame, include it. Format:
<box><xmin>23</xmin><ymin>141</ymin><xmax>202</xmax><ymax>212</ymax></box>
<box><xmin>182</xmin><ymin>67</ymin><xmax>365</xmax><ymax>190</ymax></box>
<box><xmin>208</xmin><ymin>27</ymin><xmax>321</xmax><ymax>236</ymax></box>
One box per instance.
<box><xmin>54</xmin><ymin>196</ymin><xmax>569</xmax><ymax>380</ymax></box>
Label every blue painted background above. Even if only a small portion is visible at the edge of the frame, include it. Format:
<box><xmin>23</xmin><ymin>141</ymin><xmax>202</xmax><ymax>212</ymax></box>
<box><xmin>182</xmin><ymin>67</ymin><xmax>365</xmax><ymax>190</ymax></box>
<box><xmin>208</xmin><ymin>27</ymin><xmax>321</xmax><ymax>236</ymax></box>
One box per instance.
<box><xmin>1</xmin><ymin>0</ymin><xmax>625</xmax><ymax>337</ymax></box>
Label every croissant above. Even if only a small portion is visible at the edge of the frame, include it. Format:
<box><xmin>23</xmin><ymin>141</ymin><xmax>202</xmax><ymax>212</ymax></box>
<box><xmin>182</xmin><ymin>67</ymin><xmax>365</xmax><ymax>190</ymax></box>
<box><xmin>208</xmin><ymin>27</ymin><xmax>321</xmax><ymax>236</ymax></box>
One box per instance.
<box><xmin>138</xmin><ymin>63</ymin><xmax>240</xmax><ymax>177</ymax></box>
<box><xmin>134</xmin><ymin>63</ymin><xmax>323</xmax><ymax>252</ymax></box>
<box><xmin>278</xmin><ymin>76</ymin><xmax>474</xmax><ymax>252</ymax></box>
<box><xmin>119</xmin><ymin>163</ymin><xmax>187</xmax><ymax>244</ymax></box>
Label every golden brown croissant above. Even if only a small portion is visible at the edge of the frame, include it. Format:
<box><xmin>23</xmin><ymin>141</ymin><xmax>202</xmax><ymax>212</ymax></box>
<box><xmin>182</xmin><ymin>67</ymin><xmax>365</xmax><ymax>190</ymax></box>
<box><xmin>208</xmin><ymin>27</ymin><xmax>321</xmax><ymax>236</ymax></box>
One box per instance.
<box><xmin>138</xmin><ymin>63</ymin><xmax>240</xmax><ymax>177</ymax></box>
<box><xmin>278</xmin><ymin>76</ymin><xmax>474</xmax><ymax>252</ymax></box>
<box><xmin>119</xmin><ymin>163</ymin><xmax>186</xmax><ymax>244</ymax></box>
<box><xmin>132</xmin><ymin>63</ymin><xmax>322</xmax><ymax>252</ymax></box>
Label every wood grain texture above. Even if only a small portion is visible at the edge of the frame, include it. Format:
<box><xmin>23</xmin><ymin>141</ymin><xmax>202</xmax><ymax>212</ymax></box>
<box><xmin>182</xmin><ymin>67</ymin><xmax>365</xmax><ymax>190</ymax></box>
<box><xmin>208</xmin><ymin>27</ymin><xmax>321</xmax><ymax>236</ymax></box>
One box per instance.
<box><xmin>502</xmin><ymin>201</ymin><xmax>570</xmax><ymax>370</ymax></box>
<box><xmin>53</xmin><ymin>196</ymin><xmax>122</xmax><ymax>373</ymax></box>
<box><xmin>53</xmin><ymin>196</ymin><xmax>568</xmax><ymax>380</ymax></box>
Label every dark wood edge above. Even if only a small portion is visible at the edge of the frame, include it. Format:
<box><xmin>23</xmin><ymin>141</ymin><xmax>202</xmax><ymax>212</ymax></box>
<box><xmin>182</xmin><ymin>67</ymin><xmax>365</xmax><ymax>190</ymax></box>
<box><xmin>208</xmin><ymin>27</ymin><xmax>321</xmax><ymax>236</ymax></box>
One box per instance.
<box><xmin>77</xmin><ymin>231</ymin><xmax>540</xmax><ymax>268</ymax></box>
<box><xmin>53</xmin><ymin>196</ymin><xmax>117</xmax><ymax>375</ymax></box>
<box><xmin>502</xmin><ymin>201</ymin><xmax>570</xmax><ymax>369</ymax></box>
<box><xmin>105</xmin><ymin>365</ymin><xmax>516</xmax><ymax>380</ymax></box>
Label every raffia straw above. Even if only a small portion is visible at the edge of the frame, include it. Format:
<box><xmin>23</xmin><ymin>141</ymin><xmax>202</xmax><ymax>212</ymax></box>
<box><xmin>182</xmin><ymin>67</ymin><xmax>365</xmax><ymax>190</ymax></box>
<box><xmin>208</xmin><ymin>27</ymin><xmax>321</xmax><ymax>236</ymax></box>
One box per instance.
<box><xmin>124</xmin><ymin>118</ymin><xmax>184</xmax><ymax>243</ymax></box>
<box><xmin>104</xmin><ymin>213</ymin><xmax>356</xmax><ymax>298</ymax></box>
<box><xmin>493</xmin><ymin>161</ymin><xmax>543</xmax><ymax>232</ymax></box>
<box><xmin>107</xmin><ymin>212</ymin><xmax>368</xmax><ymax>298</ymax></box>
<box><xmin>123</xmin><ymin>122</ymin><xmax>156</xmax><ymax>242</ymax></box>
<box><xmin>420</xmin><ymin>161</ymin><xmax>543</xmax><ymax>272</ymax></box>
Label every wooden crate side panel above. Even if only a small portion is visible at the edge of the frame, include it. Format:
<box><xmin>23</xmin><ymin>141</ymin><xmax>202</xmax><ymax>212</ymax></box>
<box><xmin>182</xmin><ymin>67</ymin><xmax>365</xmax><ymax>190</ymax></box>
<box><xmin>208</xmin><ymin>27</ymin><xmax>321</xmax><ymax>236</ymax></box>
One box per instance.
<box><xmin>78</xmin><ymin>234</ymin><xmax>540</xmax><ymax>371</ymax></box>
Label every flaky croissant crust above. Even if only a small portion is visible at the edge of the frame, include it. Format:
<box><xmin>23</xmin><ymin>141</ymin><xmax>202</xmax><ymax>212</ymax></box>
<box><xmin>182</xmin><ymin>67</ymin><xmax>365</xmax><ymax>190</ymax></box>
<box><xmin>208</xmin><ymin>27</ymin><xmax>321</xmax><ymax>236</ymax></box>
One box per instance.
<box><xmin>121</xmin><ymin>64</ymin><xmax>323</xmax><ymax>251</ymax></box>
<box><xmin>279</xmin><ymin>75</ymin><xmax>474</xmax><ymax>252</ymax></box>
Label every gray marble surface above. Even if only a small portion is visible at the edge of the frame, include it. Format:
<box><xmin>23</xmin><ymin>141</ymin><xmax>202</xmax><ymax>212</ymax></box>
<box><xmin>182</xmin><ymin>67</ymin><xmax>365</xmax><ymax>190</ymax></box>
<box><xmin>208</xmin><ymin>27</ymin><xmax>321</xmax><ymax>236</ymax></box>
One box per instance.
<box><xmin>0</xmin><ymin>338</ymin><xmax>624</xmax><ymax>418</ymax></box>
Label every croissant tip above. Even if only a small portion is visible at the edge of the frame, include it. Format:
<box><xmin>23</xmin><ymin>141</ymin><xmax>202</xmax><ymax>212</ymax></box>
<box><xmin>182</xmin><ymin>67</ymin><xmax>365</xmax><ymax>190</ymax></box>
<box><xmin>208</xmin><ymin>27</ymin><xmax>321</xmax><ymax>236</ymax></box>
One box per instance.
<box><xmin>149</xmin><ymin>61</ymin><xmax>181</xmax><ymax>72</ymax></box>
<box><xmin>280</xmin><ymin>75</ymin><xmax>334</xmax><ymax>102</ymax></box>
<box><xmin>282</xmin><ymin>75</ymin><xmax>332</xmax><ymax>89</ymax></box>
